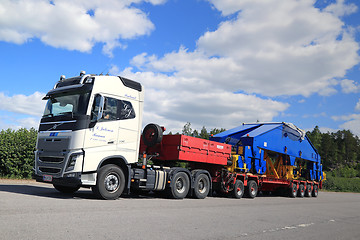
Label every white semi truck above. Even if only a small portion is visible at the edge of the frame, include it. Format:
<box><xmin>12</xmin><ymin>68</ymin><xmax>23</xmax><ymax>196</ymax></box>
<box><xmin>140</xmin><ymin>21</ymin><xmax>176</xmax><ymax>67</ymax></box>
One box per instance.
<box><xmin>34</xmin><ymin>71</ymin><xmax>146</xmax><ymax>199</ymax></box>
<box><xmin>34</xmin><ymin>71</ymin><xmax>323</xmax><ymax>200</ymax></box>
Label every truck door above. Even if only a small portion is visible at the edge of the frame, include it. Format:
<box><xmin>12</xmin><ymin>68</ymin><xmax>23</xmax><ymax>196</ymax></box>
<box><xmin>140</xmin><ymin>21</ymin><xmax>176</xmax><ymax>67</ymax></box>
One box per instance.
<box><xmin>86</xmin><ymin>94</ymin><xmax>120</xmax><ymax>147</ymax></box>
<box><xmin>117</xmin><ymin>99</ymin><xmax>140</xmax><ymax>164</ymax></box>
<box><xmin>83</xmin><ymin>94</ymin><xmax>121</xmax><ymax>172</ymax></box>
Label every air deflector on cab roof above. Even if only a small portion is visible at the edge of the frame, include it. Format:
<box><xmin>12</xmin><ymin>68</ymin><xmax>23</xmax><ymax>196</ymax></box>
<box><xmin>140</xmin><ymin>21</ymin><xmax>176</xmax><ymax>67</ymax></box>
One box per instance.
<box><xmin>118</xmin><ymin>76</ymin><xmax>142</xmax><ymax>92</ymax></box>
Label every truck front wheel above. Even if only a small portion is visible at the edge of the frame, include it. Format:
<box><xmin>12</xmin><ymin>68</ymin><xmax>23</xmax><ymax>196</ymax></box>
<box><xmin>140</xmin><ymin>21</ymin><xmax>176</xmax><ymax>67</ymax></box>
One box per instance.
<box><xmin>170</xmin><ymin>172</ymin><xmax>190</xmax><ymax>199</ymax></box>
<box><xmin>92</xmin><ymin>164</ymin><xmax>125</xmax><ymax>200</ymax></box>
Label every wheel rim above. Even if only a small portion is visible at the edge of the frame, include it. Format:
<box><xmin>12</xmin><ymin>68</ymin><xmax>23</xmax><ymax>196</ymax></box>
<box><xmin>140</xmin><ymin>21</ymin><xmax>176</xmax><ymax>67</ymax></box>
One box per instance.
<box><xmin>198</xmin><ymin>178</ymin><xmax>206</xmax><ymax>194</ymax></box>
<box><xmin>292</xmin><ymin>185</ymin><xmax>297</xmax><ymax>197</ymax></box>
<box><xmin>236</xmin><ymin>187</ymin><xmax>242</xmax><ymax>196</ymax></box>
<box><xmin>104</xmin><ymin>173</ymin><xmax>119</xmax><ymax>192</ymax></box>
<box><xmin>250</xmin><ymin>186</ymin><xmax>256</xmax><ymax>196</ymax></box>
<box><xmin>176</xmin><ymin>177</ymin><xmax>185</xmax><ymax>194</ymax></box>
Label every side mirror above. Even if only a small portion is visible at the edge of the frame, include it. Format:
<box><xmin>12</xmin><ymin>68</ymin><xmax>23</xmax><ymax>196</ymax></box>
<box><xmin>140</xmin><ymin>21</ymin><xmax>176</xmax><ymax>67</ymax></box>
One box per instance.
<box><xmin>91</xmin><ymin>94</ymin><xmax>105</xmax><ymax>123</ymax></box>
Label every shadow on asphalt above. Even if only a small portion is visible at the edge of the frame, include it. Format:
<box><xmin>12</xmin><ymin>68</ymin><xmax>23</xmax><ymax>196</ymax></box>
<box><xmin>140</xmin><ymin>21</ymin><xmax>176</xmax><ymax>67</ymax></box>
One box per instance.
<box><xmin>0</xmin><ymin>184</ymin><xmax>289</xmax><ymax>200</ymax></box>
<box><xmin>0</xmin><ymin>184</ymin><xmax>99</xmax><ymax>200</ymax></box>
<box><xmin>0</xmin><ymin>184</ymin><xmax>172</xmax><ymax>200</ymax></box>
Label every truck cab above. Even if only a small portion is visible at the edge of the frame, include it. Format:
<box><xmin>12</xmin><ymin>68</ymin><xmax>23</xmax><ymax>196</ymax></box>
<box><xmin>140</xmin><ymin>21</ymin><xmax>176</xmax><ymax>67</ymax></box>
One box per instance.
<box><xmin>34</xmin><ymin>71</ymin><xmax>144</xmax><ymax>199</ymax></box>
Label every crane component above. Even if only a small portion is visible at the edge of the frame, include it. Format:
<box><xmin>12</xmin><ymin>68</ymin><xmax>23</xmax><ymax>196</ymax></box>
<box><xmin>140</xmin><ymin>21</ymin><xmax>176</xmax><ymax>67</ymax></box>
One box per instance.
<box><xmin>211</xmin><ymin>122</ymin><xmax>323</xmax><ymax>181</ymax></box>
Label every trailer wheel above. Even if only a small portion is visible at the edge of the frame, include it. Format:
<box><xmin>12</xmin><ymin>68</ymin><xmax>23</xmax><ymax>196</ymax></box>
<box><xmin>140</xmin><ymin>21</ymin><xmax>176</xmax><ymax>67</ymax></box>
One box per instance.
<box><xmin>143</xmin><ymin>123</ymin><xmax>163</xmax><ymax>147</ymax></box>
<box><xmin>92</xmin><ymin>164</ymin><xmax>125</xmax><ymax>200</ymax></box>
<box><xmin>53</xmin><ymin>184</ymin><xmax>80</xmax><ymax>194</ymax></box>
<box><xmin>194</xmin><ymin>174</ymin><xmax>210</xmax><ymax>199</ymax></box>
<box><xmin>170</xmin><ymin>172</ymin><xmax>190</xmax><ymax>199</ymax></box>
<box><xmin>305</xmin><ymin>184</ymin><xmax>312</xmax><ymax>197</ymax></box>
<box><xmin>298</xmin><ymin>184</ymin><xmax>305</xmax><ymax>198</ymax></box>
<box><xmin>246</xmin><ymin>180</ymin><xmax>258</xmax><ymax>198</ymax></box>
<box><xmin>232</xmin><ymin>180</ymin><xmax>244</xmax><ymax>199</ymax></box>
<box><xmin>312</xmin><ymin>185</ymin><xmax>318</xmax><ymax>197</ymax></box>
<box><xmin>289</xmin><ymin>184</ymin><xmax>297</xmax><ymax>198</ymax></box>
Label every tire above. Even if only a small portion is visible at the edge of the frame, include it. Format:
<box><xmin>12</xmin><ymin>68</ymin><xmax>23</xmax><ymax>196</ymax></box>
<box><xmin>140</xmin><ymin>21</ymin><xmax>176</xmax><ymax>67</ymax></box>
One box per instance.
<box><xmin>92</xmin><ymin>164</ymin><xmax>125</xmax><ymax>200</ymax></box>
<box><xmin>305</xmin><ymin>184</ymin><xmax>312</xmax><ymax>197</ymax></box>
<box><xmin>298</xmin><ymin>184</ymin><xmax>305</xmax><ymax>198</ymax></box>
<box><xmin>232</xmin><ymin>180</ymin><xmax>244</xmax><ymax>199</ymax></box>
<box><xmin>142</xmin><ymin>123</ymin><xmax>163</xmax><ymax>147</ymax></box>
<box><xmin>246</xmin><ymin>180</ymin><xmax>258</xmax><ymax>199</ymax></box>
<box><xmin>170</xmin><ymin>172</ymin><xmax>190</xmax><ymax>199</ymax></box>
<box><xmin>193</xmin><ymin>174</ymin><xmax>210</xmax><ymax>199</ymax></box>
<box><xmin>289</xmin><ymin>183</ymin><xmax>297</xmax><ymax>198</ymax></box>
<box><xmin>312</xmin><ymin>185</ymin><xmax>319</xmax><ymax>197</ymax></box>
<box><xmin>53</xmin><ymin>184</ymin><xmax>80</xmax><ymax>194</ymax></box>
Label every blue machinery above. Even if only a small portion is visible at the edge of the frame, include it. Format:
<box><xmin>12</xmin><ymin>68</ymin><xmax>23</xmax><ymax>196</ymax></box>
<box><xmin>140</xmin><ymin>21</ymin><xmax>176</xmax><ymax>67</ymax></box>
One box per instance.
<box><xmin>211</xmin><ymin>123</ymin><xmax>323</xmax><ymax>181</ymax></box>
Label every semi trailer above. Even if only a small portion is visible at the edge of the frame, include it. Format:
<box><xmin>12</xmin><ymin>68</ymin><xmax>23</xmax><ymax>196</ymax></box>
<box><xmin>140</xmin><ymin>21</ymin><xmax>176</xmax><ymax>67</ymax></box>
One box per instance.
<box><xmin>34</xmin><ymin>72</ymin><xmax>324</xmax><ymax>200</ymax></box>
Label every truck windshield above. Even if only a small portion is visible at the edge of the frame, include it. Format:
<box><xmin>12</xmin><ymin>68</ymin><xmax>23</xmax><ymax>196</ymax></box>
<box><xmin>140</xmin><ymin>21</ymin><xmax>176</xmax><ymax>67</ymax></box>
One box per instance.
<box><xmin>43</xmin><ymin>92</ymin><xmax>91</xmax><ymax>118</ymax></box>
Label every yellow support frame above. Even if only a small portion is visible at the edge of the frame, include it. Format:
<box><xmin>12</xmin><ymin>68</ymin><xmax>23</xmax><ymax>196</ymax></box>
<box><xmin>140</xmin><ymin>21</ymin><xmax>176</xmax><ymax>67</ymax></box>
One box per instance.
<box><xmin>265</xmin><ymin>150</ymin><xmax>294</xmax><ymax>180</ymax></box>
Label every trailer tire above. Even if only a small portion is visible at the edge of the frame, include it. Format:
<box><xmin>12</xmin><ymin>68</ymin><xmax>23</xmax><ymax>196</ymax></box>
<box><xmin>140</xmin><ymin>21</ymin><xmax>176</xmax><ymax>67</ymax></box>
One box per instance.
<box><xmin>312</xmin><ymin>185</ymin><xmax>318</xmax><ymax>197</ymax></box>
<box><xmin>53</xmin><ymin>184</ymin><xmax>80</xmax><ymax>194</ymax></box>
<box><xmin>92</xmin><ymin>164</ymin><xmax>125</xmax><ymax>200</ymax></box>
<box><xmin>305</xmin><ymin>184</ymin><xmax>312</xmax><ymax>197</ymax></box>
<box><xmin>170</xmin><ymin>172</ymin><xmax>190</xmax><ymax>199</ymax></box>
<box><xmin>289</xmin><ymin>184</ymin><xmax>297</xmax><ymax>198</ymax></box>
<box><xmin>143</xmin><ymin>123</ymin><xmax>163</xmax><ymax>147</ymax></box>
<box><xmin>246</xmin><ymin>180</ymin><xmax>258</xmax><ymax>198</ymax></box>
<box><xmin>232</xmin><ymin>180</ymin><xmax>244</xmax><ymax>199</ymax></box>
<box><xmin>298</xmin><ymin>184</ymin><xmax>305</xmax><ymax>198</ymax></box>
<box><xmin>193</xmin><ymin>174</ymin><xmax>210</xmax><ymax>199</ymax></box>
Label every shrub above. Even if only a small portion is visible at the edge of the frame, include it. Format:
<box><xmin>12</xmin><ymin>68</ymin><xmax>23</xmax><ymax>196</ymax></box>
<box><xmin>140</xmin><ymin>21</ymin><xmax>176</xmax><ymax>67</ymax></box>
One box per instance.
<box><xmin>0</xmin><ymin>128</ymin><xmax>37</xmax><ymax>179</ymax></box>
<box><xmin>323</xmin><ymin>174</ymin><xmax>360</xmax><ymax>193</ymax></box>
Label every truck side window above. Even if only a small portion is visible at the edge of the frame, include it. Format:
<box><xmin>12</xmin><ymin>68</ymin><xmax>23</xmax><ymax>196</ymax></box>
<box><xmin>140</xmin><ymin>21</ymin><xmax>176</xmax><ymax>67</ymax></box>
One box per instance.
<box><xmin>102</xmin><ymin>97</ymin><xmax>118</xmax><ymax>121</ymax></box>
<box><xmin>118</xmin><ymin>100</ymin><xmax>135</xmax><ymax>120</ymax></box>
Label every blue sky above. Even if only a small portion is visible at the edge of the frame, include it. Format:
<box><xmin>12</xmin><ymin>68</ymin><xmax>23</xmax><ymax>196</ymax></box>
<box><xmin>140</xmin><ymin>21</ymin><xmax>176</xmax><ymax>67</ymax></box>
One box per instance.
<box><xmin>0</xmin><ymin>0</ymin><xmax>360</xmax><ymax>136</ymax></box>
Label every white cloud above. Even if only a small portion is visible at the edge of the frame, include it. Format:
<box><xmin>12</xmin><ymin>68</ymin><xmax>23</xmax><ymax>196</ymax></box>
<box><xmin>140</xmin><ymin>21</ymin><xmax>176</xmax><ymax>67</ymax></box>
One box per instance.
<box><xmin>111</xmin><ymin>0</ymin><xmax>359</xmax><ymax>131</ymax></box>
<box><xmin>324</xmin><ymin>0</ymin><xmax>358</xmax><ymax>17</ymax></box>
<box><xmin>340</xmin><ymin>79</ymin><xmax>360</xmax><ymax>93</ymax></box>
<box><xmin>319</xmin><ymin>126</ymin><xmax>339</xmax><ymax>134</ymax></box>
<box><xmin>198</xmin><ymin>0</ymin><xmax>360</xmax><ymax>97</ymax></box>
<box><xmin>0</xmin><ymin>113</ymin><xmax>41</xmax><ymax>130</ymax></box>
<box><xmin>332</xmin><ymin>113</ymin><xmax>360</xmax><ymax>137</ymax></box>
<box><xmin>355</xmin><ymin>99</ymin><xmax>360</xmax><ymax>112</ymax></box>
<box><xmin>0</xmin><ymin>0</ymin><xmax>164</xmax><ymax>56</ymax></box>
<box><xmin>0</xmin><ymin>92</ymin><xmax>45</xmax><ymax>117</ymax></box>
<box><xmin>116</xmin><ymin>67</ymin><xmax>289</xmax><ymax>132</ymax></box>
<box><xmin>338</xmin><ymin>114</ymin><xmax>360</xmax><ymax>137</ymax></box>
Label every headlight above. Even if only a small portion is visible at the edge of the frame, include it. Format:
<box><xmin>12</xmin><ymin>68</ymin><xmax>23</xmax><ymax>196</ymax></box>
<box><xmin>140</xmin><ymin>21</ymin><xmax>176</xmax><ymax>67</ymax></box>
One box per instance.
<box><xmin>66</xmin><ymin>153</ymin><xmax>83</xmax><ymax>172</ymax></box>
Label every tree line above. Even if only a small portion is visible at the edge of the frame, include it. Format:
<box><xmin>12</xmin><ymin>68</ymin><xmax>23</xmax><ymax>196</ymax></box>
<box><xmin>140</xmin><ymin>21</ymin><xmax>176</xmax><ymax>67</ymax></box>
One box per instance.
<box><xmin>306</xmin><ymin>126</ymin><xmax>360</xmax><ymax>178</ymax></box>
<box><xmin>0</xmin><ymin>124</ymin><xmax>359</xmax><ymax>184</ymax></box>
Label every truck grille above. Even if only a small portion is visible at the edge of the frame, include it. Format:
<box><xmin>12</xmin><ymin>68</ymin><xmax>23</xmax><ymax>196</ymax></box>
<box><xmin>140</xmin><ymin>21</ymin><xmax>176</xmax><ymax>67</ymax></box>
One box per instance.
<box><xmin>39</xmin><ymin>167</ymin><xmax>61</xmax><ymax>174</ymax></box>
<box><xmin>39</xmin><ymin>156</ymin><xmax>64</xmax><ymax>163</ymax></box>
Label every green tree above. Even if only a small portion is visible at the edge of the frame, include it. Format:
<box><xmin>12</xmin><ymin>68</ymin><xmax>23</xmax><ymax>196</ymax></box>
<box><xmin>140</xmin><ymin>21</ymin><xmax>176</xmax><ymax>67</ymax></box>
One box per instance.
<box><xmin>182</xmin><ymin>122</ymin><xmax>192</xmax><ymax>136</ymax></box>
<box><xmin>199</xmin><ymin>126</ymin><xmax>209</xmax><ymax>140</ymax></box>
<box><xmin>209</xmin><ymin>128</ymin><xmax>226</xmax><ymax>137</ymax></box>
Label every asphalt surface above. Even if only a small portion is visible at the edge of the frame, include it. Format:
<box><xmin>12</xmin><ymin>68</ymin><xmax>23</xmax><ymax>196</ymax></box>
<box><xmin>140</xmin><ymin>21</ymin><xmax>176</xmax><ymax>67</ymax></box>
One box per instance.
<box><xmin>0</xmin><ymin>180</ymin><xmax>359</xmax><ymax>240</ymax></box>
